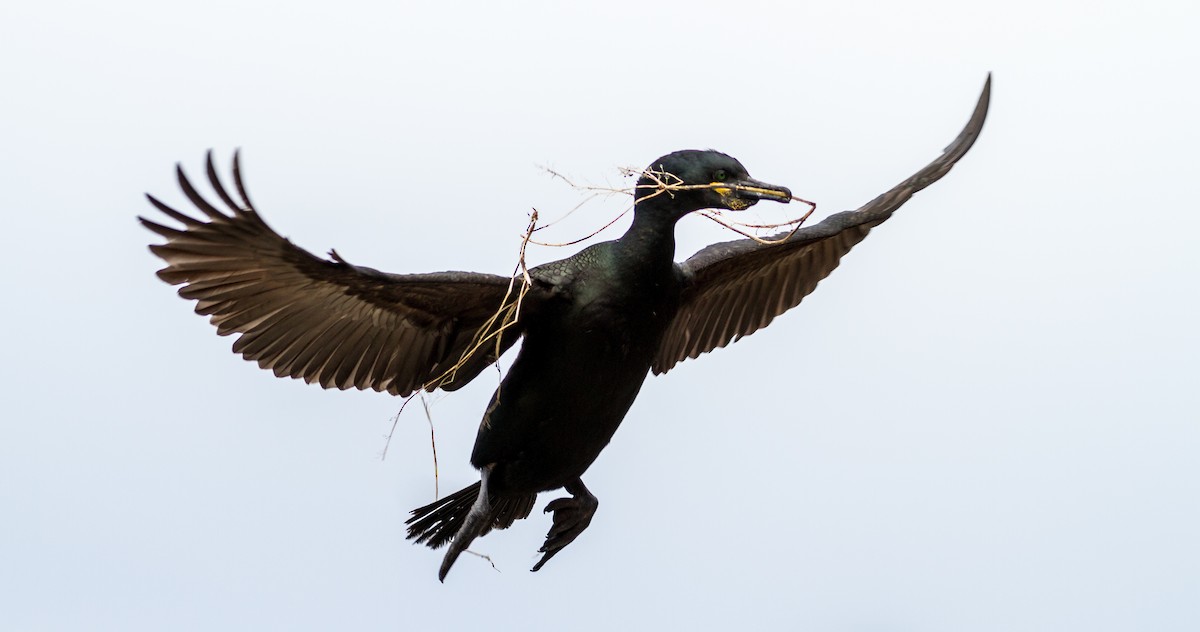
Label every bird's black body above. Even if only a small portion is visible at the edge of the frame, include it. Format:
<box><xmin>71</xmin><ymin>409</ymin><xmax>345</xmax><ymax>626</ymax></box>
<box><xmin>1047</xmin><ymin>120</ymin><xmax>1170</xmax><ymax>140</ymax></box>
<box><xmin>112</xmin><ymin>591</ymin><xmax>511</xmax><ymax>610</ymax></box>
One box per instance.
<box><xmin>415</xmin><ymin>152</ymin><xmax>795</xmax><ymax>576</ymax></box>
<box><xmin>476</xmin><ymin>212</ymin><xmax>684</xmax><ymax>494</ymax></box>
<box><xmin>141</xmin><ymin>77</ymin><xmax>990</xmax><ymax>581</ymax></box>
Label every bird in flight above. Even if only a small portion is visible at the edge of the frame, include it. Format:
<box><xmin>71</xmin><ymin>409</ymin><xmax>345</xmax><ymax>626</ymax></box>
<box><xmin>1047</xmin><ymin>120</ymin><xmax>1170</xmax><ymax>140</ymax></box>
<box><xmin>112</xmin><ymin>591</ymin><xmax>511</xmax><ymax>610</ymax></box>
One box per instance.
<box><xmin>142</xmin><ymin>75</ymin><xmax>990</xmax><ymax>581</ymax></box>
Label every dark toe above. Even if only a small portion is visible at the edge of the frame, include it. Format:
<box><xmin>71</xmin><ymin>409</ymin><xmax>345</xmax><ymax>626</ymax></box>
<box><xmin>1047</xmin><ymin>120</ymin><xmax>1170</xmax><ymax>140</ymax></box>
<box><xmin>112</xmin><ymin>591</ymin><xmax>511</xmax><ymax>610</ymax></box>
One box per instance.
<box><xmin>543</xmin><ymin>497</ymin><xmax>575</xmax><ymax>513</ymax></box>
<box><xmin>531</xmin><ymin>547</ymin><xmax>562</xmax><ymax>572</ymax></box>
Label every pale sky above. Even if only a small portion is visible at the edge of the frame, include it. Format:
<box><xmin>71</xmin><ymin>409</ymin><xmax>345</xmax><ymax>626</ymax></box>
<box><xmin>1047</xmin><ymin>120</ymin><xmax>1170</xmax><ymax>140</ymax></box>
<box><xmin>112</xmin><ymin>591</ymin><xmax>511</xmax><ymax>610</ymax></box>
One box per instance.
<box><xmin>2</xmin><ymin>1</ymin><xmax>1198</xmax><ymax>630</ymax></box>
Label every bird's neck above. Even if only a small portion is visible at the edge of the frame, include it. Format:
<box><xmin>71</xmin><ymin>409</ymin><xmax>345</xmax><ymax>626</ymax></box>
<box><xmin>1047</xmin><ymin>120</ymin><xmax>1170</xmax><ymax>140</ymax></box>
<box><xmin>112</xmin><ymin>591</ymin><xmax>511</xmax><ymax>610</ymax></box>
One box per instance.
<box><xmin>615</xmin><ymin>209</ymin><xmax>678</xmax><ymax>277</ymax></box>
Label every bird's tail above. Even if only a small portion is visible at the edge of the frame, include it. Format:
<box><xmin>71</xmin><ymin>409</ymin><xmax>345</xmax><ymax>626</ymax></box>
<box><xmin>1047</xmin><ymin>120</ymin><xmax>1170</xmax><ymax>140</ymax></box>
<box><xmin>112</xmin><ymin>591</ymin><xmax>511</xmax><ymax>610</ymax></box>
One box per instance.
<box><xmin>405</xmin><ymin>482</ymin><xmax>537</xmax><ymax>549</ymax></box>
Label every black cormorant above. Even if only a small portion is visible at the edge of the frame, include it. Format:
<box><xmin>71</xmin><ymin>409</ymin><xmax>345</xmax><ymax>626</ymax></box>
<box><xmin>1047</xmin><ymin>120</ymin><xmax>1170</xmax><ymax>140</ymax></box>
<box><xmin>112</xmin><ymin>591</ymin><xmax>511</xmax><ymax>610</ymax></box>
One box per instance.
<box><xmin>141</xmin><ymin>76</ymin><xmax>990</xmax><ymax>581</ymax></box>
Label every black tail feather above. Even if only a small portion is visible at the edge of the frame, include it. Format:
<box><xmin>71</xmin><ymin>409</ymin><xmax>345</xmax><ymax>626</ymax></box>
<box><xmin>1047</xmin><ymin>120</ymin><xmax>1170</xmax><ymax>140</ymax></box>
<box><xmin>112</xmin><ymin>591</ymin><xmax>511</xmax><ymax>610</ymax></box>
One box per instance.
<box><xmin>406</xmin><ymin>483</ymin><xmax>537</xmax><ymax>549</ymax></box>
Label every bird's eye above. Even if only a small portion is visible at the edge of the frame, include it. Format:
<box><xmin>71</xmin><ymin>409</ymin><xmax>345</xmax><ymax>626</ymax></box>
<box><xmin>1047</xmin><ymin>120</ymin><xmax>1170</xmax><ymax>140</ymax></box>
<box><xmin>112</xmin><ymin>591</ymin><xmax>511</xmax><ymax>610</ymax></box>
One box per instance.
<box><xmin>713</xmin><ymin>169</ymin><xmax>728</xmax><ymax>182</ymax></box>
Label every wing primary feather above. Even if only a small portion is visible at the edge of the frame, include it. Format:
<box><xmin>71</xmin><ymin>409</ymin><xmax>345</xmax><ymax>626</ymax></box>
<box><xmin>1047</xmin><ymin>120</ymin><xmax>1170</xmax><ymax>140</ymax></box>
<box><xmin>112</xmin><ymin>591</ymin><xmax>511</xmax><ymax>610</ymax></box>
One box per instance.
<box><xmin>231</xmin><ymin>149</ymin><xmax>256</xmax><ymax>212</ymax></box>
<box><xmin>205</xmin><ymin>149</ymin><xmax>243</xmax><ymax>214</ymax></box>
<box><xmin>139</xmin><ymin>217</ymin><xmax>186</xmax><ymax>239</ymax></box>
<box><xmin>176</xmin><ymin>164</ymin><xmax>228</xmax><ymax>221</ymax></box>
<box><xmin>232</xmin><ymin>300</ymin><xmax>322</xmax><ymax>358</ymax></box>
<box><xmin>175</xmin><ymin>272</ymin><xmax>270</xmax><ymax>298</ymax></box>
<box><xmin>291</xmin><ymin>318</ymin><xmax>355</xmax><ymax>380</ymax></box>
<box><xmin>144</xmin><ymin>195</ymin><xmax>204</xmax><ymax>228</ymax></box>
<box><xmin>221</xmin><ymin>303</ymin><xmax>291</xmax><ymax>339</ymax></box>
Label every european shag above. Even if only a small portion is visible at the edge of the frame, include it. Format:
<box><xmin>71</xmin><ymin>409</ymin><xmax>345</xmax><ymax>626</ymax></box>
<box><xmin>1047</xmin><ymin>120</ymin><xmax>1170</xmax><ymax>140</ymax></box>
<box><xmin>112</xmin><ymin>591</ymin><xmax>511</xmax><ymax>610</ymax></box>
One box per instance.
<box><xmin>142</xmin><ymin>76</ymin><xmax>990</xmax><ymax>581</ymax></box>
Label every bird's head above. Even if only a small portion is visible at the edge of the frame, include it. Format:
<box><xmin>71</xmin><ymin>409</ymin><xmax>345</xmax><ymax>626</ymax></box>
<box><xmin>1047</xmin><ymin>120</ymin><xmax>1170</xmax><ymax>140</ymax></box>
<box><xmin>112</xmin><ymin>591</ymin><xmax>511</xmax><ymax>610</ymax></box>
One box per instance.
<box><xmin>633</xmin><ymin>150</ymin><xmax>792</xmax><ymax>221</ymax></box>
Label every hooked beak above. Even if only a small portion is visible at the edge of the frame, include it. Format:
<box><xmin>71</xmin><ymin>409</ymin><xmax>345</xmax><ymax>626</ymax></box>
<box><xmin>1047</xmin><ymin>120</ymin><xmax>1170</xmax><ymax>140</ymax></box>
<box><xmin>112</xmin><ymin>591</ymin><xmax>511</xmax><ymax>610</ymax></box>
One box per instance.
<box><xmin>713</xmin><ymin>177</ymin><xmax>792</xmax><ymax>210</ymax></box>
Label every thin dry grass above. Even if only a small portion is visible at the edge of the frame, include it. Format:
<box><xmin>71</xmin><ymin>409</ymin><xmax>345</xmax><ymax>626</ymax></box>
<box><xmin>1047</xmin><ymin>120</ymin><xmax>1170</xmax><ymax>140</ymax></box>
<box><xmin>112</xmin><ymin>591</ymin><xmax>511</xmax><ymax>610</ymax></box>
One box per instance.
<box><xmin>385</xmin><ymin>164</ymin><xmax>818</xmax><ymax>501</ymax></box>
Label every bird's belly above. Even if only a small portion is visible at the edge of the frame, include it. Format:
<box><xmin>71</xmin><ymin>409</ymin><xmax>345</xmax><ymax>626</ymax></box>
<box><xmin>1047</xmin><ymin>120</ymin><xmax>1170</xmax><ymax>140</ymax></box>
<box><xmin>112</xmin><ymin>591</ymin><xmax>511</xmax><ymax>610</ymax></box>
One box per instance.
<box><xmin>469</xmin><ymin>323</ymin><xmax>657</xmax><ymax>495</ymax></box>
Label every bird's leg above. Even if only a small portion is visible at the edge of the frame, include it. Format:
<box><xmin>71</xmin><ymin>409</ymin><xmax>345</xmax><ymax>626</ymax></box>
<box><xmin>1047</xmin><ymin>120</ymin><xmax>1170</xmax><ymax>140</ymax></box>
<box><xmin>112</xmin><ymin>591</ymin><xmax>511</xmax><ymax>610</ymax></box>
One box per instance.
<box><xmin>437</xmin><ymin>464</ymin><xmax>493</xmax><ymax>582</ymax></box>
<box><xmin>531</xmin><ymin>478</ymin><xmax>598</xmax><ymax>572</ymax></box>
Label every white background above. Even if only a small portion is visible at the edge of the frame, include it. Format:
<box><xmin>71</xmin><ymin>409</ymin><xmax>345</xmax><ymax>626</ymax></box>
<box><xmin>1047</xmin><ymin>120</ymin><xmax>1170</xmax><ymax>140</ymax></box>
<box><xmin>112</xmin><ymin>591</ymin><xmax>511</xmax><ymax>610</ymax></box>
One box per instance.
<box><xmin>2</xmin><ymin>1</ymin><xmax>1197</xmax><ymax>630</ymax></box>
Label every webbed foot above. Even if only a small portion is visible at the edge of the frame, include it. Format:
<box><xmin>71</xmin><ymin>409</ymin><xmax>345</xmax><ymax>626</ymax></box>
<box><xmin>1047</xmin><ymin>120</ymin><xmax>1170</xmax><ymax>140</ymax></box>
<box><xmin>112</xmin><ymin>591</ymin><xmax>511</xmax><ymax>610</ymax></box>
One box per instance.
<box><xmin>531</xmin><ymin>478</ymin><xmax>598</xmax><ymax>572</ymax></box>
<box><xmin>438</xmin><ymin>465</ymin><xmax>493</xmax><ymax>582</ymax></box>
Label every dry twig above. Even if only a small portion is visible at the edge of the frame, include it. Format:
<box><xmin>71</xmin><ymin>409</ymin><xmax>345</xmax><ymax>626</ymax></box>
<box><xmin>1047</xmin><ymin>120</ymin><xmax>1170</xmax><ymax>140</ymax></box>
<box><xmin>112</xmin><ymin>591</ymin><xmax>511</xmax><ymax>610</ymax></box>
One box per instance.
<box><xmin>386</xmin><ymin>164</ymin><xmax>816</xmax><ymax>494</ymax></box>
<box><xmin>464</xmin><ymin>549</ymin><xmax>501</xmax><ymax>572</ymax></box>
<box><xmin>538</xmin><ymin>164</ymin><xmax>818</xmax><ymax>246</ymax></box>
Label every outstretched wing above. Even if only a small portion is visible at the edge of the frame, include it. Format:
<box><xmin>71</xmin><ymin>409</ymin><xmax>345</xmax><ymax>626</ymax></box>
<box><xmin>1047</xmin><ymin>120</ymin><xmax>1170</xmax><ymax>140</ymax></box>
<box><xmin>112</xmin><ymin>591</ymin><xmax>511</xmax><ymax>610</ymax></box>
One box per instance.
<box><xmin>141</xmin><ymin>151</ymin><xmax>533</xmax><ymax>396</ymax></box>
<box><xmin>653</xmin><ymin>74</ymin><xmax>991</xmax><ymax>374</ymax></box>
